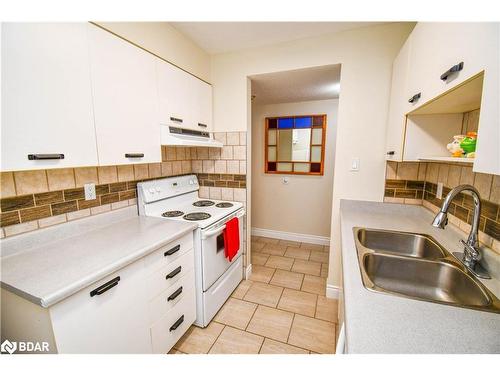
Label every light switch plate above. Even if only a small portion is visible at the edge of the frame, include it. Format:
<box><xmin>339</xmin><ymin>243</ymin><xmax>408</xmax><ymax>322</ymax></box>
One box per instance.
<box><xmin>436</xmin><ymin>182</ymin><xmax>443</xmax><ymax>199</ymax></box>
<box><xmin>84</xmin><ymin>183</ymin><xmax>96</xmax><ymax>200</ymax></box>
<box><xmin>350</xmin><ymin>157</ymin><xmax>360</xmax><ymax>171</ymax></box>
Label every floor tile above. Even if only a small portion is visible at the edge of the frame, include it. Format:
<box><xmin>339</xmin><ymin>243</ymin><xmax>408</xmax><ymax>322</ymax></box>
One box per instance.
<box><xmin>309</xmin><ymin>250</ymin><xmax>329</xmax><ymax>263</ymax></box>
<box><xmin>260</xmin><ymin>243</ymin><xmax>287</xmax><ymax>256</ymax></box>
<box><xmin>260</xmin><ymin>338</ymin><xmax>309</xmax><ymax>354</ymax></box>
<box><xmin>251</xmin><ymin>252</ymin><xmax>269</xmax><ymax>266</ymax></box>
<box><xmin>291</xmin><ymin>259</ymin><xmax>322</xmax><ymax>276</ymax></box>
<box><xmin>300</xmin><ymin>242</ymin><xmax>324</xmax><ymax>251</ymax></box>
<box><xmin>265</xmin><ymin>255</ymin><xmax>294</xmax><ymax>270</ymax></box>
<box><xmin>279</xmin><ymin>239</ymin><xmax>301</xmax><ymax>248</ymax></box>
<box><xmin>251</xmin><ymin>241</ymin><xmax>266</xmax><ymax>252</ymax></box>
<box><xmin>288</xmin><ymin>314</ymin><xmax>336</xmax><ymax>354</ymax></box>
<box><xmin>270</xmin><ymin>269</ymin><xmax>304</xmax><ymax>290</ymax></box>
<box><xmin>321</xmin><ymin>263</ymin><xmax>329</xmax><ymax>278</ymax></box>
<box><xmin>214</xmin><ymin>298</ymin><xmax>257</xmax><ymax>330</ymax></box>
<box><xmin>243</xmin><ymin>281</ymin><xmax>283</xmax><ymax>307</ymax></box>
<box><xmin>168</xmin><ymin>348</ymin><xmax>186</xmax><ymax>354</ymax></box>
<box><xmin>174</xmin><ymin>321</ymin><xmax>224</xmax><ymax>354</ymax></box>
<box><xmin>315</xmin><ymin>296</ymin><xmax>339</xmax><ymax>323</ymax></box>
<box><xmin>246</xmin><ymin>305</ymin><xmax>294</xmax><ymax>343</ymax></box>
<box><xmin>231</xmin><ymin>279</ymin><xmax>253</xmax><ymax>299</ymax></box>
<box><xmin>249</xmin><ymin>265</ymin><xmax>275</xmax><ymax>283</ymax></box>
<box><xmin>259</xmin><ymin>237</ymin><xmax>280</xmax><ymax>244</ymax></box>
<box><xmin>284</xmin><ymin>246</ymin><xmax>311</xmax><ymax>260</ymax></box>
<box><xmin>277</xmin><ymin>288</ymin><xmax>317</xmax><ymax>317</ymax></box>
<box><xmin>209</xmin><ymin>326</ymin><xmax>264</xmax><ymax>354</ymax></box>
<box><xmin>301</xmin><ymin>275</ymin><xmax>326</xmax><ymax>295</ymax></box>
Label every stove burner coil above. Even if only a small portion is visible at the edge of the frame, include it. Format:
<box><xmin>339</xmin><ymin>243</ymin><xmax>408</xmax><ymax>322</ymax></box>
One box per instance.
<box><xmin>215</xmin><ymin>202</ymin><xmax>234</xmax><ymax>208</ymax></box>
<box><xmin>183</xmin><ymin>212</ymin><xmax>211</xmax><ymax>221</ymax></box>
<box><xmin>161</xmin><ymin>210</ymin><xmax>184</xmax><ymax>217</ymax></box>
<box><xmin>193</xmin><ymin>200</ymin><xmax>215</xmax><ymax>207</ymax></box>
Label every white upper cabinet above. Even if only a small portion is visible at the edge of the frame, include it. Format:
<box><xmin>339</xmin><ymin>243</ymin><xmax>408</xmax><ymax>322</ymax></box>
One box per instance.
<box><xmin>1</xmin><ymin>23</ymin><xmax>98</xmax><ymax>171</ymax></box>
<box><xmin>88</xmin><ymin>25</ymin><xmax>161</xmax><ymax>165</ymax></box>
<box><xmin>157</xmin><ymin>59</ymin><xmax>213</xmax><ymax>132</ymax></box>
<box><xmin>385</xmin><ymin>36</ymin><xmax>412</xmax><ymax>161</ymax></box>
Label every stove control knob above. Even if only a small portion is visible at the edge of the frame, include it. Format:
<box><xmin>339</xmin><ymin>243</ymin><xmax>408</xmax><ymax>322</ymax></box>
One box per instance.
<box><xmin>155</xmin><ymin>187</ymin><xmax>161</xmax><ymax>193</ymax></box>
<box><xmin>189</xmin><ymin>180</ymin><xmax>194</xmax><ymax>185</ymax></box>
<box><xmin>149</xmin><ymin>188</ymin><xmax>155</xmax><ymax>194</ymax></box>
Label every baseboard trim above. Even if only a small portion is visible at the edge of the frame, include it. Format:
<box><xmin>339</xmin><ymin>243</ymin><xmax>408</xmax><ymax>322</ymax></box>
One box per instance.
<box><xmin>251</xmin><ymin>227</ymin><xmax>330</xmax><ymax>246</ymax></box>
<box><xmin>245</xmin><ymin>264</ymin><xmax>252</xmax><ymax>280</ymax></box>
<box><xmin>326</xmin><ymin>284</ymin><xmax>340</xmax><ymax>299</ymax></box>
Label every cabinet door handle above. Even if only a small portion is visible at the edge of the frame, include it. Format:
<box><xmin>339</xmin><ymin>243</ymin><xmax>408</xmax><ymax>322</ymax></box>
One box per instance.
<box><xmin>408</xmin><ymin>92</ymin><xmax>421</xmax><ymax>103</ymax></box>
<box><xmin>125</xmin><ymin>153</ymin><xmax>144</xmax><ymax>158</ymax></box>
<box><xmin>166</xmin><ymin>266</ymin><xmax>182</xmax><ymax>279</ymax></box>
<box><xmin>169</xmin><ymin>315</ymin><xmax>184</xmax><ymax>332</ymax></box>
<box><xmin>440</xmin><ymin>62</ymin><xmax>464</xmax><ymax>81</ymax></box>
<box><xmin>28</xmin><ymin>154</ymin><xmax>64</xmax><ymax>160</ymax></box>
<box><xmin>164</xmin><ymin>244</ymin><xmax>180</xmax><ymax>257</ymax></box>
<box><xmin>386</xmin><ymin>151</ymin><xmax>395</xmax><ymax>156</ymax></box>
<box><xmin>167</xmin><ymin>286</ymin><xmax>183</xmax><ymax>301</ymax></box>
<box><xmin>90</xmin><ymin>276</ymin><xmax>120</xmax><ymax>297</ymax></box>
<box><xmin>170</xmin><ymin>117</ymin><xmax>183</xmax><ymax>123</ymax></box>
<box><xmin>198</xmin><ymin>123</ymin><xmax>207</xmax><ymax>128</ymax></box>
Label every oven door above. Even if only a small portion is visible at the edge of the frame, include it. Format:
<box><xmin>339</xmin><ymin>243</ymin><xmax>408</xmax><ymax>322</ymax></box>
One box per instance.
<box><xmin>200</xmin><ymin>209</ymin><xmax>244</xmax><ymax>291</ymax></box>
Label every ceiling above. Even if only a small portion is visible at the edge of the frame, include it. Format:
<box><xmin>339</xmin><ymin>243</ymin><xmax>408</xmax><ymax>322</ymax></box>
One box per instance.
<box><xmin>170</xmin><ymin>22</ymin><xmax>385</xmax><ymax>54</ymax></box>
<box><xmin>250</xmin><ymin>65</ymin><xmax>341</xmax><ymax>105</ymax></box>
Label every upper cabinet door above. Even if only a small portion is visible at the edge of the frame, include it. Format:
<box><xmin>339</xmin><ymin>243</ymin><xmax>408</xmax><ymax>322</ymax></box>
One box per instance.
<box><xmin>385</xmin><ymin>35</ymin><xmax>412</xmax><ymax>161</ymax></box>
<box><xmin>157</xmin><ymin>59</ymin><xmax>213</xmax><ymax>132</ymax></box>
<box><xmin>1</xmin><ymin>23</ymin><xmax>98</xmax><ymax>171</ymax></box>
<box><xmin>407</xmin><ymin>23</ymin><xmax>497</xmax><ymax>108</ymax></box>
<box><xmin>88</xmin><ymin>25</ymin><xmax>161</xmax><ymax>166</ymax></box>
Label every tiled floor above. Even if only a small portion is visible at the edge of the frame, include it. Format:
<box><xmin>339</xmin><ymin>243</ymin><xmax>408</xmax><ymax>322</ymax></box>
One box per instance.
<box><xmin>170</xmin><ymin>236</ymin><xmax>338</xmax><ymax>354</ymax></box>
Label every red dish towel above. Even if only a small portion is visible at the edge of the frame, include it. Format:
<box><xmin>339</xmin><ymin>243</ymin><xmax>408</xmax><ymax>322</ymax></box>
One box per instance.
<box><xmin>223</xmin><ymin>217</ymin><xmax>240</xmax><ymax>262</ymax></box>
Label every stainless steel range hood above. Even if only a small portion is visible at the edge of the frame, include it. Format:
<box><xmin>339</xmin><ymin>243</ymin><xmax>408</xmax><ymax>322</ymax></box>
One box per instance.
<box><xmin>161</xmin><ymin>126</ymin><xmax>223</xmax><ymax>148</ymax></box>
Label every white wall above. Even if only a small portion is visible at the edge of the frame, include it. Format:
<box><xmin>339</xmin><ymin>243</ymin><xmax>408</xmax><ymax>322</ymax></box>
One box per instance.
<box><xmin>211</xmin><ymin>23</ymin><xmax>415</xmax><ymax>289</ymax></box>
<box><xmin>251</xmin><ymin>99</ymin><xmax>338</xmax><ymax>238</ymax></box>
<box><xmin>94</xmin><ymin>22</ymin><xmax>211</xmax><ymax>82</ymax></box>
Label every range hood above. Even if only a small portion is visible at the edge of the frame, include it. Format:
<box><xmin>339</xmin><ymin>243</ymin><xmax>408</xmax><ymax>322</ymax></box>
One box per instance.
<box><xmin>161</xmin><ymin>126</ymin><xmax>223</xmax><ymax>148</ymax></box>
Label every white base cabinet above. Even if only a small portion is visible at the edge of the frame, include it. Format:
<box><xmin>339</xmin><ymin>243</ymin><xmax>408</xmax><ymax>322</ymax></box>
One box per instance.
<box><xmin>1</xmin><ymin>233</ymin><xmax>195</xmax><ymax>354</ymax></box>
<box><xmin>1</xmin><ymin>23</ymin><xmax>98</xmax><ymax>171</ymax></box>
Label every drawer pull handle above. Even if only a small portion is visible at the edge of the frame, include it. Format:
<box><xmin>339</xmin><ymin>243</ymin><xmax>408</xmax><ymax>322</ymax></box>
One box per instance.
<box><xmin>170</xmin><ymin>117</ymin><xmax>183</xmax><ymax>123</ymax></box>
<box><xmin>440</xmin><ymin>62</ymin><xmax>464</xmax><ymax>81</ymax></box>
<box><xmin>168</xmin><ymin>286</ymin><xmax>183</xmax><ymax>301</ymax></box>
<box><xmin>166</xmin><ymin>266</ymin><xmax>182</xmax><ymax>280</ymax></box>
<box><xmin>386</xmin><ymin>151</ymin><xmax>395</xmax><ymax>156</ymax></box>
<box><xmin>90</xmin><ymin>276</ymin><xmax>120</xmax><ymax>297</ymax></box>
<box><xmin>125</xmin><ymin>153</ymin><xmax>144</xmax><ymax>158</ymax></box>
<box><xmin>164</xmin><ymin>245</ymin><xmax>180</xmax><ymax>257</ymax></box>
<box><xmin>28</xmin><ymin>153</ymin><xmax>64</xmax><ymax>160</ymax></box>
<box><xmin>408</xmin><ymin>92</ymin><xmax>421</xmax><ymax>103</ymax></box>
<box><xmin>198</xmin><ymin>123</ymin><xmax>207</xmax><ymax>128</ymax></box>
<box><xmin>169</xmin><ymin>315</ymin><xmax>184</xmax><ymax>332</ymax></box>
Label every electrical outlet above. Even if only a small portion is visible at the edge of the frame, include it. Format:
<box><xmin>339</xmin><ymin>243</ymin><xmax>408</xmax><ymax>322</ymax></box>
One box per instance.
<box><xmin>282</xmin><ymin>177</ymin><xmax>289</xmax><ymax>185</ymax></box>
<box><xmin>84</xmin><ymin>183</ymin><xmax>96</xmax><ymax>200</ymax></box>
<box><xmin>436</xmin><ymin>182</ymin><xmax>443</xmax><ymax>199</ymax></box>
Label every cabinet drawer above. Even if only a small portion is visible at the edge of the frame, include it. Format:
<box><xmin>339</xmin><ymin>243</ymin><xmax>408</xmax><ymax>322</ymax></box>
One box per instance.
<box><xmin>146</xmin><ymin>249</ymin><xmax>194</xmax><ymax>300</ymax></box>
<box><xmin>143</xmin><ymin>233</ymin><xmax>193</xmax><ymax>274</ymax></box>
<box><xmin>49</xmin><ymin>259</ymin><xmax>150</xmax><ymax>353</ymax></box>
<box><xmin>148</xmin><ymin>269</ymin><xmax>195</xmax><ymax>325</ymax></box>
<box><xmin>150</xmin><ymin>287</ymin><xmax>196</xmax><ymax>354</ymax></box>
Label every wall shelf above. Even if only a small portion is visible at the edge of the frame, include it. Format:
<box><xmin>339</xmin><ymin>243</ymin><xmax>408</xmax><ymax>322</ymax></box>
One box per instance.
<box><xmin>417</xmin><ymin>156</ymin><xmax>474</xmax><ymax>164</ymax></box>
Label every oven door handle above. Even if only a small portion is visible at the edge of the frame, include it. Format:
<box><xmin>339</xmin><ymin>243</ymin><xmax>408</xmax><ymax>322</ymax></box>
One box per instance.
<box><xmin>202</xmin><ymin>225</ymin><xmax>226</xmax><ymax>240</ymax></box>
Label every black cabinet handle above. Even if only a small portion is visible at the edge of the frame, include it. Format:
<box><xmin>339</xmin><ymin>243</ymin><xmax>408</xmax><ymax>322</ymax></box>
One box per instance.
<box><xmin>440</xmin><ymin>62</ymin><xmax>464</xmax><ymax>81</ymax></box>
<box><xmin>387</xmin><ymin>151</ymin><xmax>395</xmax><ymax>156</ymax></box>
<box><xmin>28</xmin><ymin>154</ymin><xmax>64</xmax><ymax>160</ymax></box>
<box><xmin>90</xmin><ymin>276</ymin><xmax>120</xmax><ymax>297</ymax></box>
<box><xmin>170</xmin><ymin>117</ymin><xmax>183</xmax><ymax>123</ymax></box>
<box><xmin>408</xmin><ymin>92</ymin><xmax>421</xmax><ymax>103</ymax></box>
<box><xmin>125</xmin><ymin>153</ymin><xmax>144</xmax><ymax>158</ymax></box>
<box><xmin>169</xmin><ymin>315</ymin><xmax>184</xmax><ymax>332</ymax></box>
<box><xmin>167</xmin><ymin>286</ymin><xmax>183</xmax><ymax>301</ymax></box>
<box><xmin>166</xmin><ymin>266</ymin><xmax>182</xmax><ymax>279</ymax></box>
<box><xmin>198</xmin><ymin>123</ymin><xmax>207</xmax><ymax>128</ymax></box>
<box><xmin>164</xmin><ymin>245</ymin><xmax>180</xmax><ymax>257</ymax></box>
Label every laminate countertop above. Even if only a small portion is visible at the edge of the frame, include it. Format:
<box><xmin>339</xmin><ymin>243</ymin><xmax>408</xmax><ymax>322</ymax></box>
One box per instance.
<box><xmin>340</xmin><ymin>200</ymin><xmax>500</xmax><ymax>354</ymax></box>
<box><xmin>0</xmin><ymin>206</ymin><xmax>197</xmax><ymax>308</ymax></box>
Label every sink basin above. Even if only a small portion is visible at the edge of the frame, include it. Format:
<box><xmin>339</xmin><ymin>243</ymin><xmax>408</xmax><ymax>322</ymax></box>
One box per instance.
<box><xmin>362</xmin><ymin>253</ymin><xmax>492</xmax><ymax>307</ymax></box>
<box><xmin>356</xmin><ymin>228</ymin><xmax>446</xmax><ymax>259</ymax></box>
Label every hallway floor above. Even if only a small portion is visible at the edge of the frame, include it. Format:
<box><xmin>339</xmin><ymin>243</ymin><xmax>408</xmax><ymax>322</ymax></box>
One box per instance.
<box><xmin>170</xmin><ymin>236</ymin><xmax>337</xmax><ymax>354</ymax></box>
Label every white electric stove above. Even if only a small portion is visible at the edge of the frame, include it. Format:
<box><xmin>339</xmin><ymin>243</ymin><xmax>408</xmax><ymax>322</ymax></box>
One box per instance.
<box><xmin>137</xmin><ymin>175</ymin><xmax>244</xmax><ymax>327</ymax></box>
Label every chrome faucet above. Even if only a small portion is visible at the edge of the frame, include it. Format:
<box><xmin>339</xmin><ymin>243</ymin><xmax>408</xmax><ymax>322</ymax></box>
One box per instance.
<box><xmin>432</xmin><ymin>184</ymin><xmax>490</xmax><ymax>279</ymax></box>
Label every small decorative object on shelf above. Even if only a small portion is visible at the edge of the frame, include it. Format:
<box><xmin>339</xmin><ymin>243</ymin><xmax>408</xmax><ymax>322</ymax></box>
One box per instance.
<box><xmin>460</xmin><ymin>132</ymin><xmax>477</xmax><ymax>158</ymax></box>
<box><xmin>446</xmin><ymin>135</ymin><xmax>465</xmax><ymax>157</ymax></box>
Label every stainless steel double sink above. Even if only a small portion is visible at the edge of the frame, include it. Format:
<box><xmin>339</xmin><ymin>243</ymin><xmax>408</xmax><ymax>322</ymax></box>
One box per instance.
<box><xmin>354</xmin><ymin>228</ymin><xmax>500</xmax><ymax>313</ymax></box>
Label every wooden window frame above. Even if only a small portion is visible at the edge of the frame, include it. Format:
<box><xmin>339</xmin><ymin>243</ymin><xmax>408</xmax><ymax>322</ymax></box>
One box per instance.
<box><xmin>264</xmin><ymin>114</ymin><xmax>327</xmax><ymax>176</ymax></box>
